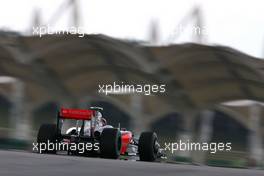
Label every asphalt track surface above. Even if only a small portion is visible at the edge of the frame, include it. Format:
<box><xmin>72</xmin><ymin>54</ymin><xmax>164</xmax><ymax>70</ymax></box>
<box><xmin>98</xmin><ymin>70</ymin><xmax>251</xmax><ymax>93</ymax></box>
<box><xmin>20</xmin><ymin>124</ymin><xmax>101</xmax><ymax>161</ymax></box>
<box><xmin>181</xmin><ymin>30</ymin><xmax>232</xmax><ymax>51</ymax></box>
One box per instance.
<box><xmin>0</xmin><ymin>150</ymin><xmax>263</xmax><ymax>176</ymax></box>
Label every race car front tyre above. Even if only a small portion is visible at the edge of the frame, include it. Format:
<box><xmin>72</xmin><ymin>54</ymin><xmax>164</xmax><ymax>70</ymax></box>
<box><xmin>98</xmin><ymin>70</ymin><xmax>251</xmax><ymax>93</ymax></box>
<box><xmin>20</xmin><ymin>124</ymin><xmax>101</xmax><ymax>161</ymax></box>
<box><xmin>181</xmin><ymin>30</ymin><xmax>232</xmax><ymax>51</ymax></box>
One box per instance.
<box><xmin>37</xmin><ymin>124</ymin><xmax>57</xmax><ymax>154</ymax></box>
<box><xmin>138</xmin><ymin>132</ymin><xmax>158</xmax><ymax>162</ymax></box>
<box><xmin>100</xmin><ymin>128</ymin><xmax>121</xmax><ymax>159</ymax></box>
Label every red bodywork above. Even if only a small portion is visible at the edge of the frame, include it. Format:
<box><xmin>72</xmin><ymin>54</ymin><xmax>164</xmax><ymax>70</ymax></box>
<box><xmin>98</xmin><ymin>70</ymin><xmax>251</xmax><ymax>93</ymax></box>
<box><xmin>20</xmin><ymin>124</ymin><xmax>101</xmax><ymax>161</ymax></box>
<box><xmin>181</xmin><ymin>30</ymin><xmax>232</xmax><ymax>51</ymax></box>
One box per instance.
<box><xmin>59</xmin><ymin>108</ymin><xmax>133</xmax><ymax>155</ymax></box>
<box><xmin>120</xmin><ymin>131</ymin><xmax>133</xmax><ymax>154</ymax></box>
<box><xmin>60</xmin><ymin>108</ymin><xmax>95</xmax><ymax>120</ymax></box>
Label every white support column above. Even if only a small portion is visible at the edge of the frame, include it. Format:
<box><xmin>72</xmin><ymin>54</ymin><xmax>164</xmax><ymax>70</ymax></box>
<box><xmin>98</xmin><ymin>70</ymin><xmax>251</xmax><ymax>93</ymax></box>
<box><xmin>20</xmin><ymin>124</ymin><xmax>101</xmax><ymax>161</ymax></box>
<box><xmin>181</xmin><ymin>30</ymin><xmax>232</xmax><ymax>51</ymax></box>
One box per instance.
<box><xmin>9</xmin><ymin>80</ymin><xmax>31</xmax><ymax>140</ymax></box>
<box><xmin>192</xmin><ymin>110</ymin><xmax>214</xmax><ymax>164</ymax></box>
<box><xmin>199</xmin><ymin>110</ymin><xmax>214</xmax><ymax>143</ymax></box>
<box><xmin>130</xmin><ymin>95</ymin><xmax>147</xmax><ymax>135</ymax></box>
<box><xmin>248</xmin><ymin>103</ymin><xmax>263</xmax><ymax>167</ymax></box>
<box><xmin>175</xmin><ymin>110</ymin><xmax>196</xmax><ymax>159</ymax></box>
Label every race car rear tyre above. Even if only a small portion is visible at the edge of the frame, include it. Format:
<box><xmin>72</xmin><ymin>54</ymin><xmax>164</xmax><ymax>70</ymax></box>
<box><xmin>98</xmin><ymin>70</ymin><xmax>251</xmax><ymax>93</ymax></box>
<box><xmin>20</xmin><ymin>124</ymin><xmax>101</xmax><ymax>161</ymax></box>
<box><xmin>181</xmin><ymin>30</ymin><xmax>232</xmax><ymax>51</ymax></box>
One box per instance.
<box><xmin>138</xmin><ymin>132</ymin><xmax>158</xmax><ymax>161</ymax></box>
<box><xmin>100</xmin><ymin>128</ymin><xmax>121</xmax><ymax>159</ymax></box>
<box><xmin>37</xmin><ymin>124</ymin><xmax>57</xmax><ymax>154</ymax></box>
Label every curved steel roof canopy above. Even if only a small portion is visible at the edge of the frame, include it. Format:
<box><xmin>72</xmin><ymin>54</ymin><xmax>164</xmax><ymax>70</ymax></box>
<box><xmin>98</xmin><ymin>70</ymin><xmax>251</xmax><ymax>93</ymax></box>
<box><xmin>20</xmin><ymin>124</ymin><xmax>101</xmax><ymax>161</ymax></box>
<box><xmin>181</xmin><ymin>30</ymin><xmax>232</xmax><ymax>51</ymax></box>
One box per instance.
<box><xmin>0</xmin><ymin>33</ymin><xmax>263</xmax><ymax>112</ymax></box>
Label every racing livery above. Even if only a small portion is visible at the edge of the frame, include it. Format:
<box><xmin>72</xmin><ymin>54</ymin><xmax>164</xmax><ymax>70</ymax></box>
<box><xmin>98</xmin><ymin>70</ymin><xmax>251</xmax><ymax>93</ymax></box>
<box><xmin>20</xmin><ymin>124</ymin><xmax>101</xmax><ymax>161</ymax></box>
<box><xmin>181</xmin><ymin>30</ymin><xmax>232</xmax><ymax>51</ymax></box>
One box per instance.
<box><xmin>37</xmin><ymin>107</ymin><xmax>164</xmax><ymax>161</ymax></box>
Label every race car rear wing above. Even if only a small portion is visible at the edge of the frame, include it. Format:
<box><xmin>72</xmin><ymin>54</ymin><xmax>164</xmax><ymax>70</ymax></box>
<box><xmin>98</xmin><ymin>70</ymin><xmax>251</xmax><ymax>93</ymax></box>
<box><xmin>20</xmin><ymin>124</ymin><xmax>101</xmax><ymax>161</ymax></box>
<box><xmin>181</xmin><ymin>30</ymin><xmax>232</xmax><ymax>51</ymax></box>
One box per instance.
<box><xmin>56</xmin><ymin>108</ymin><xmax>96</xmax><ymax>138</ymax></box>
<box><xmin>58</xmin><ymin>108</ymin><xmax>95</xmax><ymax>120</ymax></box>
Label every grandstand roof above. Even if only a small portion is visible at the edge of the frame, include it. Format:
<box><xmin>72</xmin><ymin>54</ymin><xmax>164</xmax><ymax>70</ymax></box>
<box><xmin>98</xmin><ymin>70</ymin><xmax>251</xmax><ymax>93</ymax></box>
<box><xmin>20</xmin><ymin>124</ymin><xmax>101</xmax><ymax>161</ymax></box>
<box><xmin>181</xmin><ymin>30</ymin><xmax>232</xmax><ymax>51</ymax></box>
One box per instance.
<box><xmin>0</xmin><ymin>33</ymin><xmax>263</xmax><ymax>113</ymax></box>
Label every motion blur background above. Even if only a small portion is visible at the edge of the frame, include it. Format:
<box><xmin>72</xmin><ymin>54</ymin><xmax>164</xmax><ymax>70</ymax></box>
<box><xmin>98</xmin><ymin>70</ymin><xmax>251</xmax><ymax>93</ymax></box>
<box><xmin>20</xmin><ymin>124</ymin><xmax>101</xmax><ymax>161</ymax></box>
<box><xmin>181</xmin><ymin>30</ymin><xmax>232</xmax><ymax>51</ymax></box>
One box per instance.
<box><xmin>0</xmin><ymin>0</ymin><xmax>263</xmax><ymax>169</ymax></box>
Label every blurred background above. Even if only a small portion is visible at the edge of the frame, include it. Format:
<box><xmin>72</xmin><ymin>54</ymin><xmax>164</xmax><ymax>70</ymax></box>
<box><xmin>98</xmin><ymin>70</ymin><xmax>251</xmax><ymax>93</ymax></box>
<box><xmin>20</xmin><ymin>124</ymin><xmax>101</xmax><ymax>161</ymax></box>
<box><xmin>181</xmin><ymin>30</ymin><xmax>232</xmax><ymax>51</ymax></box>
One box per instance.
<box><xmin>0</xmin><ymin>0</ymin><xmax>263</xmax><ymax>169</ymax></box>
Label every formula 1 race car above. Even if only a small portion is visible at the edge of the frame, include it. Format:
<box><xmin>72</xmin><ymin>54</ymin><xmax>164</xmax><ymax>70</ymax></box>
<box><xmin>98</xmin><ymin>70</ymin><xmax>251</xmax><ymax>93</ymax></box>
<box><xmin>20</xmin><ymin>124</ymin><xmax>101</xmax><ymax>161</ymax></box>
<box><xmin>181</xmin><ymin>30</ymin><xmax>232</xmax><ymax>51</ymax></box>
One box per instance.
<box><xmin>37</xmin><ymin>107</ymin><xmax>164</xmax><ymax>162</ymax></box>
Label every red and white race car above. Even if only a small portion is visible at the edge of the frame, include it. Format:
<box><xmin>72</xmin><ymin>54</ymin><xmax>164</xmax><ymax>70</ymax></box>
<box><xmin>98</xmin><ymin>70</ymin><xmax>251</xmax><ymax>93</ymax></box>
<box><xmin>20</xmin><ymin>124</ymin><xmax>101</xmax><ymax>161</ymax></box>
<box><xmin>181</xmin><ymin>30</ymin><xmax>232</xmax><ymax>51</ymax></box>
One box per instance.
<box><xmin>37</xmin><ymin>107</ymin><xmax>164</xmax><ymax>161</ymax></box>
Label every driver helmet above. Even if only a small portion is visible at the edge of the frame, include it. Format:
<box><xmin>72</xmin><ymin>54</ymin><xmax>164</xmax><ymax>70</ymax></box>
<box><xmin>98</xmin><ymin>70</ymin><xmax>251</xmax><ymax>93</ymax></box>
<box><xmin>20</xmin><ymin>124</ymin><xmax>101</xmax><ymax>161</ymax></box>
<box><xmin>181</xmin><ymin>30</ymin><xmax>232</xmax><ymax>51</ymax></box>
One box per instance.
<box><xmin>96</xmin><ymin>111</ymin><xmax>102</xmax><ymax>118</ymax></box>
